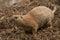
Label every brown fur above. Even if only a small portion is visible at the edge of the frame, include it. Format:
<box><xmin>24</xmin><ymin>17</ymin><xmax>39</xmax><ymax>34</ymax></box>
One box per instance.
<box><xmin>12</xmin><ymin>6</ymin><xmax>57</xmax><ymax>33</ymax></box>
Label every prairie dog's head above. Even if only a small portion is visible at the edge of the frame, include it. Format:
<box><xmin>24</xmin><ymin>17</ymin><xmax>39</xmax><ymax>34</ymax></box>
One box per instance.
<box><xmin>11</xmin><ymin>15</ymin><xmax>24</xmax><ymax>24</ymax></box>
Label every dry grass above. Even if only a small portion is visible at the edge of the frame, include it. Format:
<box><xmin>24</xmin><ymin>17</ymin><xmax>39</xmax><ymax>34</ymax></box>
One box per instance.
<box><xmin>0</xmin><ymin>0</ymin><xmax>60</xmax><ymax>40</ymax></box>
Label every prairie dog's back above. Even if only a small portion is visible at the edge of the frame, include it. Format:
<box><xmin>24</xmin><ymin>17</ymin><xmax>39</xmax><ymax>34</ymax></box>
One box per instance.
<box><xmin>22</xmin><ymin>6</ymin><xmax>57</xmax><ymax>27</ymax></box>
<box><xmin>26</xmin><ymin>6</ymin><xmax>53</xmax><ymax>23</ymax></box>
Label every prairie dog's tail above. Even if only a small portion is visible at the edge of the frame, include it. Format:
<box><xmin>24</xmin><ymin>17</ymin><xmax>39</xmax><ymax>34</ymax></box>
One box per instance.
<box><xmin>52</xmin><ymin>6</ymin><xmax>57</xmax><ymax>13</ymax></box>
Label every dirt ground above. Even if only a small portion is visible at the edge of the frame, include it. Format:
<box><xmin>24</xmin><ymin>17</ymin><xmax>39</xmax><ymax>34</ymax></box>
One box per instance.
<box><xmin>0</xmin><ymin>0</ymin><xmax>60</xmax><ymax>40</ymax></box>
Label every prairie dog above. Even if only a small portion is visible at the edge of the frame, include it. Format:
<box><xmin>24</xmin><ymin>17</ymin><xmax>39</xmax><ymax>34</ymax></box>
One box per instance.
<box><xmin>12</xmin><ymin>6</ymin><xmax>57</xmax><ymax>33</ymax></box>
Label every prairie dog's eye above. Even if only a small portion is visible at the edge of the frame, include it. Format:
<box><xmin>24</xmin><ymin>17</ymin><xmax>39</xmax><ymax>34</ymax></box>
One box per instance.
<box><xmin>14</xmin><ymin>16</ymin><xmax>18</xmax><ymax>19</ymax></box>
